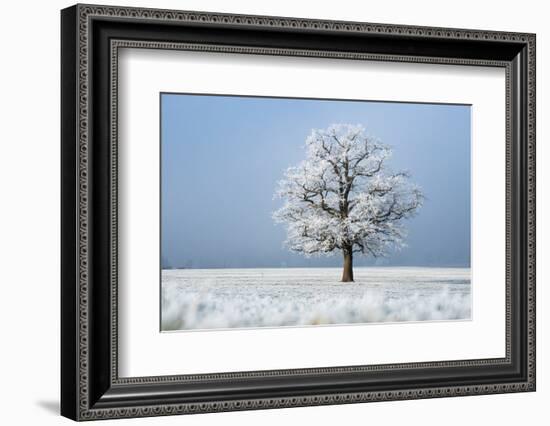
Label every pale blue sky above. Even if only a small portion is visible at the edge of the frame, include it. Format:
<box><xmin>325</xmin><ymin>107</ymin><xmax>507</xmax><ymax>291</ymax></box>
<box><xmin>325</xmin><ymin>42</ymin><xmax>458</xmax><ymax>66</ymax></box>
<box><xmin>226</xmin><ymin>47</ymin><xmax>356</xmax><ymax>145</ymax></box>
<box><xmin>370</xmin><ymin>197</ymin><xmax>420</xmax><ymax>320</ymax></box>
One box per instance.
<box><xmin>161</xmin><ymin>93</ymin><xmax>470</xmax><ymax>269</ymax></box>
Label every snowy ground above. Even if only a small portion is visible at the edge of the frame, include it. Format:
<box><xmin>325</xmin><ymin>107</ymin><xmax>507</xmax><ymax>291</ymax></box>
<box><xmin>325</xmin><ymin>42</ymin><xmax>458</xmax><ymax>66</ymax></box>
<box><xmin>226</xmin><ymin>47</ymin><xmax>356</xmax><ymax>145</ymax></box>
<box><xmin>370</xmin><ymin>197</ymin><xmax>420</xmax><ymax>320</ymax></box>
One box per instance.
<box><xmin>161</xmin><ymin>267</ymin><xmax>471</xmax><ymax>331</ymax></box>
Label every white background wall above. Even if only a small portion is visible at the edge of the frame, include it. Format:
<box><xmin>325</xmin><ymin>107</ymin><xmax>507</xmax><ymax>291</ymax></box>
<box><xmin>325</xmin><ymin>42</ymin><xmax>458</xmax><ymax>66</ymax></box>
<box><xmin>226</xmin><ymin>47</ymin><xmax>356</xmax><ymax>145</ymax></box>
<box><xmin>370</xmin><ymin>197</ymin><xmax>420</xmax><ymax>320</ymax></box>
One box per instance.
<box><xmin>0</xmin><ymin>0</ymin><xmax>546</xmax><ymax>424</ymax></box>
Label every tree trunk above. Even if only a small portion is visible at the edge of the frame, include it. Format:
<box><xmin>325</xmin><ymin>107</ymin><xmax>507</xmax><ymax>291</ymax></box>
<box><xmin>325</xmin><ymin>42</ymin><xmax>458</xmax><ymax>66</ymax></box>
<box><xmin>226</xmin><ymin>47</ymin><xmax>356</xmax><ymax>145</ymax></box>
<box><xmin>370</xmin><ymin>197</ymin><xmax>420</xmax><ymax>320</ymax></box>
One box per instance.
<box><xmin>341</xmin><ymin>249</ymin><xmax>354</xmax><ymax>282</ymax></box>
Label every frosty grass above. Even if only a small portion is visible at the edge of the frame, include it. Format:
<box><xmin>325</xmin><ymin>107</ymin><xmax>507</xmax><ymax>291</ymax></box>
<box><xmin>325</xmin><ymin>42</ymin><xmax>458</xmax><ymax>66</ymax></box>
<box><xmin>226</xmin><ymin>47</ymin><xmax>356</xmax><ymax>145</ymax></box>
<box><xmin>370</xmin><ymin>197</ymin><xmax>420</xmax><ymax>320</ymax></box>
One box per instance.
<box><xmin>161</xmin><ymin>267</ymin><xmax>470</xmax><ymax>331</ymax></box>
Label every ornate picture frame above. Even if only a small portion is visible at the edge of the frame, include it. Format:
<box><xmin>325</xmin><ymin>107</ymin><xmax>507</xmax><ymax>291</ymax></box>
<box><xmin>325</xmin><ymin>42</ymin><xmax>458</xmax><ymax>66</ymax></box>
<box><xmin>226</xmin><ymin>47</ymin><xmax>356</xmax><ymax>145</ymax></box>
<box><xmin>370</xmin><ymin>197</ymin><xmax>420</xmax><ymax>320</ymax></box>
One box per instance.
<box><xmin>61</xmin><ymin>4</ymin><xmax>535</xmax><ymax>421</ymax></box>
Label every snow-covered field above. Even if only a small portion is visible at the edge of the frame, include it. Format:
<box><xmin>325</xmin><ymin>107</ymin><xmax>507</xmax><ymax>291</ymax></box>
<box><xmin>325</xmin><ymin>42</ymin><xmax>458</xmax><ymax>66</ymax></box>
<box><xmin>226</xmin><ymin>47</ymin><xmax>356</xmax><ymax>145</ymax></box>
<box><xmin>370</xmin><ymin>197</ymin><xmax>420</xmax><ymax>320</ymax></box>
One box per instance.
<box><xmin>161</xmin><ymin>267</ymin><xmax>471</xmax><ymax>331</ymax></box>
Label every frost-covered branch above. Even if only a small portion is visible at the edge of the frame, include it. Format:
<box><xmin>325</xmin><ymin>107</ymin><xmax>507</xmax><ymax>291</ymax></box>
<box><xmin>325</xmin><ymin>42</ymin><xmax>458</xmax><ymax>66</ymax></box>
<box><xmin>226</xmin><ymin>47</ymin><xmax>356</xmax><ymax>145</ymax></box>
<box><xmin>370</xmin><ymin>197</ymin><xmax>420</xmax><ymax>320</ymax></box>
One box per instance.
<box><xmin>273</xmin><ymin>124</ymin><xmax>423</xmax><ymax>281</ymax></box>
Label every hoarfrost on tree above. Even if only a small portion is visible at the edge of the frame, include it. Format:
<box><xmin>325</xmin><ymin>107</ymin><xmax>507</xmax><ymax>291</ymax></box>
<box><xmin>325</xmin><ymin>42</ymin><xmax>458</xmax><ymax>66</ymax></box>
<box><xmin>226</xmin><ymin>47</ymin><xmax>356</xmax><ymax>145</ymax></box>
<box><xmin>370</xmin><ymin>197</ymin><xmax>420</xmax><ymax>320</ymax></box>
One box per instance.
<box><xmin>273</xmin><ymin>124</ymin><xmax>423</xmax><ymax>282</ymax></box>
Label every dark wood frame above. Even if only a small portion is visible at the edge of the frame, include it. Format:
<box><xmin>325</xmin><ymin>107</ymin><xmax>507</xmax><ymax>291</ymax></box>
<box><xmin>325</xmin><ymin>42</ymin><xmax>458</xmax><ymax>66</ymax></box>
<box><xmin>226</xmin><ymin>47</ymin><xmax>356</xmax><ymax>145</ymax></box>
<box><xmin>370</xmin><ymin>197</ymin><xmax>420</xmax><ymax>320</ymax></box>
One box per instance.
<box><xmin>61</xmin><ymin>3</ymin><xmax>536</xmax><ymax>421</ymax></box>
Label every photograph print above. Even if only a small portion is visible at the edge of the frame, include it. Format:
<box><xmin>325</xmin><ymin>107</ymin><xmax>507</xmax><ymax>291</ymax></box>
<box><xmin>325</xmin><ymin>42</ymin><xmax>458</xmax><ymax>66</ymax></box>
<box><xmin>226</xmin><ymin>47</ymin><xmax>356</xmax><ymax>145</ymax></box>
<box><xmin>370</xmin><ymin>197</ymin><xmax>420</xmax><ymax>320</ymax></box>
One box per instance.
<box><xmin>160</xmin><ymin>93</ymin><xmax>471</xmax><ymax>331</ymax></box>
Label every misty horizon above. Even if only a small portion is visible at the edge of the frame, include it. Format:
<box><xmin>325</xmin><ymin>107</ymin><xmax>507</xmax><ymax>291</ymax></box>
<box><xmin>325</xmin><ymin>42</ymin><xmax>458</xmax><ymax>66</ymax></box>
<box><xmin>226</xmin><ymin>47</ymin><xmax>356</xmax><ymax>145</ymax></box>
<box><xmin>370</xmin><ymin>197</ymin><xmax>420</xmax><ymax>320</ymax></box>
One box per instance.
<box><xmin>161</xmin><ymin>264</ymin><xmax>472</xmax><ymax>270</ymax></box>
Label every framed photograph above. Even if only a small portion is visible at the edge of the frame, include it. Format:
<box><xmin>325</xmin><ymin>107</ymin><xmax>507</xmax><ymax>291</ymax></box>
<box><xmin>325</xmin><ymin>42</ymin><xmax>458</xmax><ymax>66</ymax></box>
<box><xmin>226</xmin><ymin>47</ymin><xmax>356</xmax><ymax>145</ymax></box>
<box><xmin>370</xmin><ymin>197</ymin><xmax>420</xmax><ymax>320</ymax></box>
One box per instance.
<box><xmin>61</xmin><ymin>4</ymin><xmax>536</xmax><ymax>421</ymax></box>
